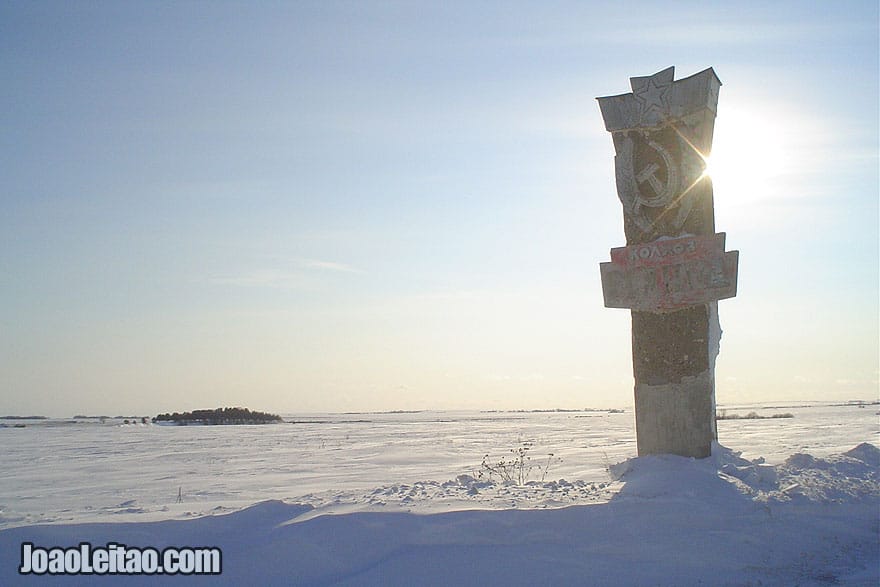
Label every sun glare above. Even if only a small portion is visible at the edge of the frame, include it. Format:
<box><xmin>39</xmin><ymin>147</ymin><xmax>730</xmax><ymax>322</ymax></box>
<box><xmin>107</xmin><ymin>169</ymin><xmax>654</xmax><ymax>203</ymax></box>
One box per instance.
<box><xmin>701</xmin><ymin>107</ymin><xmax>791</xmax><ymax>207</ymax></box>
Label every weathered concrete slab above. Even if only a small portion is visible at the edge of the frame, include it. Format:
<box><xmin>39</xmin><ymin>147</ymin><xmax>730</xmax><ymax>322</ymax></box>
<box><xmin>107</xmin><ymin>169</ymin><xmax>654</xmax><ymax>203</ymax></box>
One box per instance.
<box><xmin>634</xmin><ymin>370</ymin><xmax>717</xmax><ymax>458</ymax></box>
<box><xmin>597</xmin><ymin>66</ymin><xmax>721</xmax><ymax>132</ymax></box>
<box><xmin>600</xmin><ymin>234</ymin><xmax>738</xmax><ymax>311</ymax></box>
<box><xmin>597</xmin><ymin>67</ymin><xmax>720</xmax><ymax>244</ymax></box>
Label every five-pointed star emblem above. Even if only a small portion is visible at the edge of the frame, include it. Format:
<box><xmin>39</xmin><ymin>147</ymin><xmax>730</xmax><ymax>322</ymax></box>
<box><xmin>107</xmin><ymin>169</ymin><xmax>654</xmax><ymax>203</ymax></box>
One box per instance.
<box><xmin>635</xmin><ymin>76</ymin><xmax>670</xmax><ymax>116</ymax></box>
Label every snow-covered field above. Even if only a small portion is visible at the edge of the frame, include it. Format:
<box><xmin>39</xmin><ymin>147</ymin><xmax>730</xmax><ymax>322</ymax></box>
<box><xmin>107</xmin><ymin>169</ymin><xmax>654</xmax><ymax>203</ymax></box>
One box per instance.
<box><xmin>1</xmin><ymin>402</ymin><xmax>877</xmax><ymax>585</ymax></box>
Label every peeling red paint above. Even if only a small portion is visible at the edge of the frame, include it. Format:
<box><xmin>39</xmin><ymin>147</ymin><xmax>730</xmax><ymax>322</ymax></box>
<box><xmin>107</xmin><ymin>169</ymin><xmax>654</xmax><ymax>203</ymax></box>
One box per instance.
<box><xmin>600</xmin><ymin>233</ymin><xmax>738</xmax><ymax>311</ymax></box>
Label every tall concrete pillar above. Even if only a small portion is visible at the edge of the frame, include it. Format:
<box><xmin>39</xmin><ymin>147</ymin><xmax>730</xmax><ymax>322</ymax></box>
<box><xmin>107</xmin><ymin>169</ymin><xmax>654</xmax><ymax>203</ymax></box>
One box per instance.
<box><xmin>597</xmin><ymin>67</ymin><xmax>738</xmax><ymax>458</ymax></box>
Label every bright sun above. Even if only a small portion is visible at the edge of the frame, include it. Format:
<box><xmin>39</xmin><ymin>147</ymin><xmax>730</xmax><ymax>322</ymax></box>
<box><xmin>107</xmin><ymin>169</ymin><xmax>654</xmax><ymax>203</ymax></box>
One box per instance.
<box><xmin>700</xmin><ymin>107</ymin><xmax>791</xmax><ymax>208</ymax></box>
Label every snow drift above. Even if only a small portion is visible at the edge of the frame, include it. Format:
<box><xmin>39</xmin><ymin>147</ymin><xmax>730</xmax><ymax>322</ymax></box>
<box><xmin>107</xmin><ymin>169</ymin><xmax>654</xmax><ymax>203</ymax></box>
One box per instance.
<box><xmin>1</xmin><ymin>443</ymin><xmax>876</xmax><ymax>586</ymax></box>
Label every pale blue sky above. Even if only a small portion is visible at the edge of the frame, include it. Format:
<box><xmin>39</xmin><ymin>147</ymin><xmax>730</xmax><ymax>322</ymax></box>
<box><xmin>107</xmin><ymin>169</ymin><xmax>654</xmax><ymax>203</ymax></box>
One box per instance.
<box><xmin>1</xmin><ymin>1</ymin><xmax>877</xmax><ymax>416</ymax></box>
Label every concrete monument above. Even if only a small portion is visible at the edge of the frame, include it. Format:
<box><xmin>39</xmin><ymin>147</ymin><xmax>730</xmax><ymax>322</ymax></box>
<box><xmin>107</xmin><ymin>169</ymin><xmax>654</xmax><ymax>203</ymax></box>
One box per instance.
<box><xmin>597</xmin><ymin>67</ymin><xmax>738</xmax><ymax>458</ymax></box>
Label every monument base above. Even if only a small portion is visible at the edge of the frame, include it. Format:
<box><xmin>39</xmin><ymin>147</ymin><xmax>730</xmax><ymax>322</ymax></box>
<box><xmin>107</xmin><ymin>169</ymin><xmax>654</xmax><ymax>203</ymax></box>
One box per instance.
<box><xmin>634</xmin><ymin>370</ymin><xmax>716</xmax><ymax>458</ymax></box>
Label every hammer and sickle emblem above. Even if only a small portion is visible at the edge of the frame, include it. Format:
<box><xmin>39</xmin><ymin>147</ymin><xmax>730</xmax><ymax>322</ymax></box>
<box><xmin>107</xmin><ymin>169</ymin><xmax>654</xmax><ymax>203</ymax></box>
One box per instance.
<box><xmin>634</xmin><ymin>139</ymin><xmax>679</xmax><ymax>208</ymax></box>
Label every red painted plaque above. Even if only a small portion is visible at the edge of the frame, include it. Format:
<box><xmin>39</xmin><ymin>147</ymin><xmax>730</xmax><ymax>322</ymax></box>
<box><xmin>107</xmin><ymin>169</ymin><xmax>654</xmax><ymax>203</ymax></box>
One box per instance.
<box><xmin>600</xmin><ymin>233</ymin><xmax>738</xmax><ymax>311</ymax></box>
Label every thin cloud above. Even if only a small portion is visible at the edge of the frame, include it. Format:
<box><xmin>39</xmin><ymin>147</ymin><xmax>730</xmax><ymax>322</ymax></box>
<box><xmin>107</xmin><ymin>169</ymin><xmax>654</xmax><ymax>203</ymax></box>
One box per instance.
<box><xmin>206</xmin><ymin>259</ymin><xmax>362</xmax><ymax>290</ymax></box>
<box><xmin>207</xmin><ymin>270</ymin><xmax>314</xmax><ymax>290</ymax></box>
<box><xmin>297</xmin><ymin>259</ymin><xmax>364</xmax><ymax>274</ymax></box>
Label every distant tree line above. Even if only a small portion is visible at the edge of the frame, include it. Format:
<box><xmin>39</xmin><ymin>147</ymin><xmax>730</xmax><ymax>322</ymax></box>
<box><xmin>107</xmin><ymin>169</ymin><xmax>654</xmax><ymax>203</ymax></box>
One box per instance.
<box><xmin>716</xmin><ymin>410</ymin><xmax>794</xmax><ymax>421</ymax></box>
<box><xmin>153</xmin><ymin>407</ymin><xmax>283</xmax><ymax>425</ymax></box>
